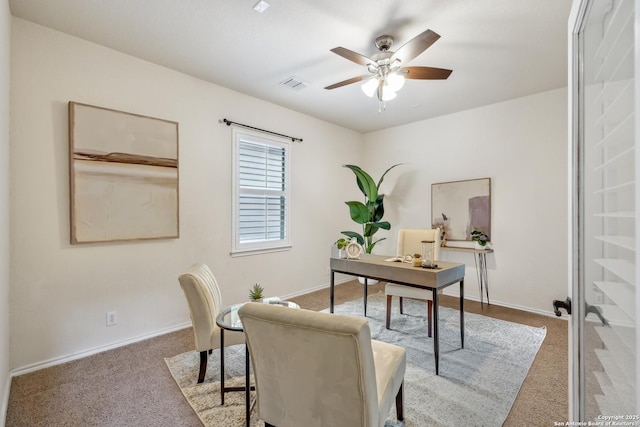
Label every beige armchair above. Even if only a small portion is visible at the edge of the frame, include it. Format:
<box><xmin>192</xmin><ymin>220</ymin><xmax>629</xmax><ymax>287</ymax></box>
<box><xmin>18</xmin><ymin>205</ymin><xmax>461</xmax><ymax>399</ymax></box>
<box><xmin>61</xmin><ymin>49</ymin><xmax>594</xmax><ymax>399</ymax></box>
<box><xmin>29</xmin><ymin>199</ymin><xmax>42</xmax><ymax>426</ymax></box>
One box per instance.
<box><xmin>178</xmin><ymin>263</ymin><xmax>243</xmax><ymax>383</ymax></box>
<box><xmin>238</xmin><ymin>302</ymin><xmax>406</xmax><ymax>427</ymax></box>
<box><xmin>385</xmin><ymin>228</ymin><xmax>441</xmax><ymax>336</ymax></box>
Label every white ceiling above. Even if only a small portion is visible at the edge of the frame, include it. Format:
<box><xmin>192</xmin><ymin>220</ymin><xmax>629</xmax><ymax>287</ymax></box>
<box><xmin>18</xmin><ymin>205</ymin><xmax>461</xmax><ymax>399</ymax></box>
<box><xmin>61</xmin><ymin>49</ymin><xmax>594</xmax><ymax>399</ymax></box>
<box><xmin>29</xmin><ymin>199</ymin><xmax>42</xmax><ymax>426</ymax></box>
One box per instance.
<box><xmin>9</xmin><ymin>0</ymin><xmax>572</xmax><ymax>133</ymax></box>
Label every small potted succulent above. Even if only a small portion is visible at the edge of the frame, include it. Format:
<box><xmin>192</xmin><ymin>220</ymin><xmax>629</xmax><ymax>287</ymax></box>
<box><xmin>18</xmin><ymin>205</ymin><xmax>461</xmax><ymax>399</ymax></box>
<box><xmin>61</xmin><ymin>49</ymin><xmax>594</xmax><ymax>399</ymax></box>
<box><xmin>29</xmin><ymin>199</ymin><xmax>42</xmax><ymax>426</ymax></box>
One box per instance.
<box><xmin>249</xmin><ymin>283</ymin><xmax>265</xmax><ymax>302</ymax></box>
<box><xmin>471</xmin><ymin>227</ymin><xmax>490</xmax><ymax>249</ymax></box>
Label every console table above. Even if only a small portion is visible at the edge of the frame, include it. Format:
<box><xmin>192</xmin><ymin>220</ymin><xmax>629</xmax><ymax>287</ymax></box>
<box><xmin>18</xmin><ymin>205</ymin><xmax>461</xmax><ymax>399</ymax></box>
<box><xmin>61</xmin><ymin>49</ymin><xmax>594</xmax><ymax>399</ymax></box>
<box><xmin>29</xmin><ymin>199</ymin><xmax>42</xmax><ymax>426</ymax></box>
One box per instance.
<box><xmin>441</xmin><ymin>246</ymin><xmax>493</xmax><ymax>308</ymax></box>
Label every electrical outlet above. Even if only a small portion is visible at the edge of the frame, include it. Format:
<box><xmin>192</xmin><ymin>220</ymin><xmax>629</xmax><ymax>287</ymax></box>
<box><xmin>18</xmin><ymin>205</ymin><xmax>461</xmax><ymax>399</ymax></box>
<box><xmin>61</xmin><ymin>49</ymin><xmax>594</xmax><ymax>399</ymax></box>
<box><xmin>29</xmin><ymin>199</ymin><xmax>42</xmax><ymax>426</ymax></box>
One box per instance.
<box><xmin>106</xmin><ymin>311</ymin><xmax>118</xmax><ymax>326</ymax></box>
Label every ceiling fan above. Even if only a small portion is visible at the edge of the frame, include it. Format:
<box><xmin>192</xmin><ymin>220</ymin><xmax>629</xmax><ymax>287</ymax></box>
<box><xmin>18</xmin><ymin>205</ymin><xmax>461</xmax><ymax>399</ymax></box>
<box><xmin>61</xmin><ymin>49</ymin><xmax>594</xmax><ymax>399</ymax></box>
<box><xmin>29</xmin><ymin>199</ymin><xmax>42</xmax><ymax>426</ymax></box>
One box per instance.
<box><xmin>324</xmin><ymin>29</ymin><xmax>452</xmax><ymax>103</ymax></box>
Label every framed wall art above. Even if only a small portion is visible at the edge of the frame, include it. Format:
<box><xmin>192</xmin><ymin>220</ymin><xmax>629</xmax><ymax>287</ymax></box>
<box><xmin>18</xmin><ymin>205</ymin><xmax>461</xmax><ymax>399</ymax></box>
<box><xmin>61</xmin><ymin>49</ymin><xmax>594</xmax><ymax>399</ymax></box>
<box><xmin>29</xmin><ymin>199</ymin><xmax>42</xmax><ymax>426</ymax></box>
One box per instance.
<box><xmin>431</xmin><ymin>178</ymin><xmax>491</xmax><ymax>242</ymax></box>
<box><xmin>69</xmin><ymin>102</ymin><xmax>179</xmax><ymax>244</ymax></box>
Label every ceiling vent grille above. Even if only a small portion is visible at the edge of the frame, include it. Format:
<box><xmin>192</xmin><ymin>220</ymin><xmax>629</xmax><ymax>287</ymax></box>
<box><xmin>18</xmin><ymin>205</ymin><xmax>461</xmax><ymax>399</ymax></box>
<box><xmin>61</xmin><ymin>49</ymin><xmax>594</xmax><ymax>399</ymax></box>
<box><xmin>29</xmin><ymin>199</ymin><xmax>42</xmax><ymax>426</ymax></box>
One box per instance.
<box><xmin>280</xmin><ymin>77</ymin><xmax>308</xmax><ymax>91</ymax></box>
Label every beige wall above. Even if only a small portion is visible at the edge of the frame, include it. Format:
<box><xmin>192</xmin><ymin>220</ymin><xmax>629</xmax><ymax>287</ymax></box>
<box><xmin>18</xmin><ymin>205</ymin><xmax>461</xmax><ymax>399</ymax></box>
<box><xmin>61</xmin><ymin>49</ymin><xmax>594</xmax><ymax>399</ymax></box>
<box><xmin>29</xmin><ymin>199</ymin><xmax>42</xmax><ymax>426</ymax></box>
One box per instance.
<box><xmin>9</xmin><ymin>15</ymin><xmax>569</xmax><ymax>374</ymax></box>
<box><xmin>1</xmin><ymin>1</ymin><xmax>10</xmax><ymax>423</ymax></box>
<box><xmin>364</xmin><ymin>88</ymin><xmax>568</xmax><ymax>314</ymax></box>
<box><xmin>9</xmin><ymin>18</ymin><xmax>363</xmax><ymax>371</ymax></box>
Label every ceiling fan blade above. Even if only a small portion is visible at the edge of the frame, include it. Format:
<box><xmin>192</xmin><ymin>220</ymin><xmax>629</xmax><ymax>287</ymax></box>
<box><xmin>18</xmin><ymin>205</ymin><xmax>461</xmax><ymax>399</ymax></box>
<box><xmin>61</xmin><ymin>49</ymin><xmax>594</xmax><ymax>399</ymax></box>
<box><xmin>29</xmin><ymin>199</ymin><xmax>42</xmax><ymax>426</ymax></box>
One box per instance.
<box><xmin>330</xmin><ymin>47</ymin><xmax>375</xmax><ymax>67</ymax></box>
<box><xmin>401</xmin><ymin>66</ymin><xmax>452</xmax><ymax>80</ymax></box>
<box><xmin>324</xmin><ymin>75</ymin><xmax>372</xmax><ymax>90</ymax></box>
<box><xmin>391</xmin><ymin>29</ymin><xmax>441</xmax><ymax>64</ymax></box>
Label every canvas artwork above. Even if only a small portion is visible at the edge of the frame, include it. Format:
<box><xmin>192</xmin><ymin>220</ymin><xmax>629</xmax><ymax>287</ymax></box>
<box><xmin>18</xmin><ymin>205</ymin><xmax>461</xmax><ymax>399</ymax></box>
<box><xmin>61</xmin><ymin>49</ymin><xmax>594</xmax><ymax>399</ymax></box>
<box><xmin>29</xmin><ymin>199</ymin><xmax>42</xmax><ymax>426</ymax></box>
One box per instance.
<box><xmin>431</xmin><ymin>178</ymin><xmax>491</xmax><ymax>241</ymax></box>
<box><xmin>69</xmin><ymin>102</ymin><xmax>179</xmax><ymax>244</ymax></box>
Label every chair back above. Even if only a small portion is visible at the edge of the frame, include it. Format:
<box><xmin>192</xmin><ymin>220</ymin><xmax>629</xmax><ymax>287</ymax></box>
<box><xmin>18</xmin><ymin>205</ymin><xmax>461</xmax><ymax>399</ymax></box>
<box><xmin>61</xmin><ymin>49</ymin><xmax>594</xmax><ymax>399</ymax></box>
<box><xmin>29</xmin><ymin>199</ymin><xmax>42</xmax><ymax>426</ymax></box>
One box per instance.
<box><xmin>178</xmin><ymin>263</ymin><xmax>222</xmax><ymax>352</ymax></box>
<box><xmin>397</xmin><ymin>228</ymin><xmax>441</xmax><ymax>261</ymax></box>
<box><xmin>238</xmin><ymin>303</ymin><xmax>379</xmax><ymax>427</ymax></box>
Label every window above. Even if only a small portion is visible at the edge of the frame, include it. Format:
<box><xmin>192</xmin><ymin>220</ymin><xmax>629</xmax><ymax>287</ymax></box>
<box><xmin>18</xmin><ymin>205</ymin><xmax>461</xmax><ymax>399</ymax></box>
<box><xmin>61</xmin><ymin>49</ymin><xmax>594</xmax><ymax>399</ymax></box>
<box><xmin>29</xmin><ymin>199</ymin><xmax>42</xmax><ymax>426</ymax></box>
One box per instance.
<box><xmin>232</xmin><ymin>128</ymin><xmax>290</xmax><ymax>255</ymax></box>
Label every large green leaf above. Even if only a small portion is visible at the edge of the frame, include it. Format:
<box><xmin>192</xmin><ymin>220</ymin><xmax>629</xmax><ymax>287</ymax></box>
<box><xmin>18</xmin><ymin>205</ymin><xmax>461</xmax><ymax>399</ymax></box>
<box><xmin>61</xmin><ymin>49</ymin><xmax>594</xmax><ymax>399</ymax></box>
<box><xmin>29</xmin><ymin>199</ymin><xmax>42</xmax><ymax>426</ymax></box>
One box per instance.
<box><xmin>364</xmin><ymin>223</ymin><xmax>379</xmax><ymax>238</ymax></box>
<box><xmin>341</xmin><ymin>231</ymin><xmax>364</xmax><ymax>245</ymax></box>
<box><xmin>345</xmin><ymin>201</ymin><xmax>369</xmax><ymax>224</ymax></box>
<box><xmin>373</xmin><ymin>221</ymin><xmax>391</xmax><ymax>230</ymax></box>
<box><xmin>341</xmin><ymin>163</ymin><xmax>403</xmax><ymax>255</ymax></box>
<box><xmin>376</xmin><ymin>163</ymin><xmax>404</xmax><ymax>190</ymax></box>
<box><xmin>367</xmin><ymin>237</ymin><xmax>386</xmax><ymax>253</ymax></box>
<box><xmin>373</xmin><ymin>194</ymin><xmax>385</xmax><ymax>222</ymax></box>
<box><xmin>343</xmin><ymin>165</ymin><xmax>378</xmax><ymax>202</ymax></box>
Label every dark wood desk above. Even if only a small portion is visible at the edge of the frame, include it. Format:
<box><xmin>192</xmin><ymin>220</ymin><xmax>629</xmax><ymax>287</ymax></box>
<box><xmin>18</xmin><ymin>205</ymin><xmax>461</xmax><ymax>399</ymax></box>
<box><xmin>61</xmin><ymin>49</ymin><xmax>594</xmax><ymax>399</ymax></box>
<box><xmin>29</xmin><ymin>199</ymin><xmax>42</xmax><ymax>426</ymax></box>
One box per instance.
<box><xmin>329</xmin><ymin>254</ymin><xmax>465</xmax><ymax>375</ymax></box>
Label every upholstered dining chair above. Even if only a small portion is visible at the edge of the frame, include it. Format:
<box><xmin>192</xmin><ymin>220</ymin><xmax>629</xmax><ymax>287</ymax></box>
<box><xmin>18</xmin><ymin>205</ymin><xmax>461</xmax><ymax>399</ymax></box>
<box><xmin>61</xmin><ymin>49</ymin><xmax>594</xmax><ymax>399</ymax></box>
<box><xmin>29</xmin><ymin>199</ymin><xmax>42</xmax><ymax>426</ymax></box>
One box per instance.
<box><xmin>178</xmin><ymin>262</ymin><xmax>243</xmax><ymax>383</ymax></box>
<box><xmin>238</xmin><ymin>302</ymin><xmax>406</xmax><ymax>427</ymax></box>
<box><xmin>385</xmin><ymin>228</ymin><xmax>441</xmax><ymax>336</ymax></box>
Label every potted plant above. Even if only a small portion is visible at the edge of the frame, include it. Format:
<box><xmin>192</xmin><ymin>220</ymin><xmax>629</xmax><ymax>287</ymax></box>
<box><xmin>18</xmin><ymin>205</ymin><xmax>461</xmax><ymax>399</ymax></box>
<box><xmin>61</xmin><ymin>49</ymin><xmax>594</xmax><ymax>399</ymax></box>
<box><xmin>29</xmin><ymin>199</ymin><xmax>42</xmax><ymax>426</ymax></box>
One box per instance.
<box><xmin>471</xmin><ymin>227</ymin><xmax>490</xmax><ymax>249</ymax></box>
<box><xmin>341</xmin><ymin>164</ymin><xmax>403</xmax><ymax>254</ymax></box>
<box><xmin>249</xmin><ymin>283</ymin><xmax>264</xmax><ymax>302</ymax></box>
<box><xmin>335</xmin><ymin>237</ymin><xmax>349</xmax><ymax>258</ymax></box>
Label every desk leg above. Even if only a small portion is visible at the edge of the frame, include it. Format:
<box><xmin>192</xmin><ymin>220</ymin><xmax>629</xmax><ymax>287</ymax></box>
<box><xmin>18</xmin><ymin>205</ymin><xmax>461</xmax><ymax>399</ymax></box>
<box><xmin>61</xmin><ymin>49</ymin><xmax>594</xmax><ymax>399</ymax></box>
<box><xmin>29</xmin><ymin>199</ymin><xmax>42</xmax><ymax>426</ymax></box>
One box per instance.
<box><xmin>245</xmin><ymin>343</ymin><xmax>250</xmax><ymax>427</ymax></box>
<box><xmin>460</xmin><ymin>279</ymin><xmax>465</xmax><ymax>349</ymax></box>
<box><xmin>330</xmin><ymin>271</ymin><xmax>335</xmax><ymax>313</ymax></box>
<box><xmin>433</xmin><ymin>287</ymin><xmax>439</xmax><ymax>376</ymax></box>
<box><xmin>220</xmin><ymin>329</ymin><xmax>225</xmax><ymax>405</ymax></box>
<box><xmin>363</xmin><ymin>277</ymin><xmax>368</xmax><ymax>317</ymax></box>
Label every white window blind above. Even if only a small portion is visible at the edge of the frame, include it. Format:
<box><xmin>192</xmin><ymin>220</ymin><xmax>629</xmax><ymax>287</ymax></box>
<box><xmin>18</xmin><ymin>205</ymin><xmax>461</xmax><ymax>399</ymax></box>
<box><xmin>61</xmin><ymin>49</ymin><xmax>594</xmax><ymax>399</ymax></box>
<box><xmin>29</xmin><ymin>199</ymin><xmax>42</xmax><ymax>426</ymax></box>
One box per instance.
<box><xmin>232</xmin><ymin>128</ymin><xmax>290</xmax><ymax>254</ymax></box>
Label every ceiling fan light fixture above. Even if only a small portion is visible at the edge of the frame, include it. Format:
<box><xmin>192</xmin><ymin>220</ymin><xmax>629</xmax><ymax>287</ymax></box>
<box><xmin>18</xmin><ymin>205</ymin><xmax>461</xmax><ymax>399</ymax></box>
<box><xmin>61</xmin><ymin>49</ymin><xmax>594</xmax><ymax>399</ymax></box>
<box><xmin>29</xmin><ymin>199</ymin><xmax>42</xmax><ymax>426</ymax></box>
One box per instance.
<box><xmin>385</xmin><ymin>73</ymin><xmax>405</xmax><ymax>92</ymax></box>
<box><xmin>361</xmin><ymin>79</ymin><xmax>378</xmax><ymax>97</ymax></box>
<box><xmin>381</xmin><ymin>88</ymin><xmax>397</xmax><ymax>101</ymax></box>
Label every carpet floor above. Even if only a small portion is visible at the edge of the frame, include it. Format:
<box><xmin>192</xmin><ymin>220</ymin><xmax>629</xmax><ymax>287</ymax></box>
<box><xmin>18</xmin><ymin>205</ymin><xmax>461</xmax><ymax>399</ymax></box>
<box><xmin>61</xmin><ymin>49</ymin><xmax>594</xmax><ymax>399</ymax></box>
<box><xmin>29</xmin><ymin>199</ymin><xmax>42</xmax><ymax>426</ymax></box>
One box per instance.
<box><xmin>5</xmin><ymin>280</ymin><xmax>568</xmax><ymax>426</ymax></box>
<box><xmin>165</xmin><ymin>293</ymin><xmax>546</xmax><ymax>426</ymax></box>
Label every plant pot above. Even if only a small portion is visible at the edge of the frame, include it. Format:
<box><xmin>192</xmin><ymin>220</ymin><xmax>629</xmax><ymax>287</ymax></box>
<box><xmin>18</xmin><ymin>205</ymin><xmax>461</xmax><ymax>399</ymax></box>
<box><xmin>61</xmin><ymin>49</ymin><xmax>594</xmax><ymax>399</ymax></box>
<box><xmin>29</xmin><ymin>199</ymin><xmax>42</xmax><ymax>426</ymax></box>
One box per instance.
<box><xmin>358</xmin><ymin>277</ymin><xmax>379</xmax><ymax>285</ymax></box>
<box><xmin>475</xmin><ymin>242</ymin><xmax>488</xmax><ymax>250</ymax></box>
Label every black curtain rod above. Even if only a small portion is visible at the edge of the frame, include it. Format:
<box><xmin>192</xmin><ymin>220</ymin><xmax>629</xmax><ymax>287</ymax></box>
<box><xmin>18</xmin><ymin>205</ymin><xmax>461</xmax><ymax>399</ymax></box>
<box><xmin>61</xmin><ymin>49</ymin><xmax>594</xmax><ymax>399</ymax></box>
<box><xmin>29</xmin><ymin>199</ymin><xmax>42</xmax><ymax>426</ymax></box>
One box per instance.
<box><xmin>221</xmin><ymin>118</ymin><xmax>303</xmax><ymax>142</ymax></box>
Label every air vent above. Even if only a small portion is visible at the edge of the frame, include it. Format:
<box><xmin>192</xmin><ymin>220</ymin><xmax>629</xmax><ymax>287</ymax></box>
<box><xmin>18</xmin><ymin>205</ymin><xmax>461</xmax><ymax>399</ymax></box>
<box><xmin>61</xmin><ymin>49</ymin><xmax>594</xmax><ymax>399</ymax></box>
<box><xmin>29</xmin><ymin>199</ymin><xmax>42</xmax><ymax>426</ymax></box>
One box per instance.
<box><xmin>280</xmin><ymin>77</ymin><xmax>308</xmax><ymax>91</ymax></box>
<box><xmin>253</xmin><ymin>0</ymin><xmax>269</xmax><ymax>13</ymax></box>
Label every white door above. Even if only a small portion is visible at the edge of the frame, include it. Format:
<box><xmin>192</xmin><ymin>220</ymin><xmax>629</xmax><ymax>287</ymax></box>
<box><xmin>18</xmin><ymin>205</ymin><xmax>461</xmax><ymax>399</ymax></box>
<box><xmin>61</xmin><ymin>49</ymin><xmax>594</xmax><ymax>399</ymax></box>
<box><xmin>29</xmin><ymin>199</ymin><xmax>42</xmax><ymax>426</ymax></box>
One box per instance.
<box><xmin>569</xmin><ymin>0</ymin><xmax>639</xmax><ymax>421</ymax></box>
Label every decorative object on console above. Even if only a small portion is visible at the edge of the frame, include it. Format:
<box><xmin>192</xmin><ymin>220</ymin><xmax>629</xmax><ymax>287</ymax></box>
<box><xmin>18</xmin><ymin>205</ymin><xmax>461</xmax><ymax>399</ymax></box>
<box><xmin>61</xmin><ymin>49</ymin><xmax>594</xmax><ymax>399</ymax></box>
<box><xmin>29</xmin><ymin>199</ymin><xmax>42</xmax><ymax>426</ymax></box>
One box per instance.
<box><xmin>432</xmin><ymin>212</ymin><xmax>449</xmax><ymax>246</ymax></box>
<box><xmin>431</xmin><ymin>178</ymin><xmax>491</xmax><ymax>242</ymax></box>
<box><xmin>341</xmin><ymin>163</ymin><xmax>403</xmax><ymax>254</ymax></box>
<box><xmin>471</xmin><ymin>227</ymin><xmax>490</xmax><ymax>249</ymax></box>
<box><xmin>69</xmin><ymin>102</ymin><xmax>179</xmax><ymax>244</ymax></box>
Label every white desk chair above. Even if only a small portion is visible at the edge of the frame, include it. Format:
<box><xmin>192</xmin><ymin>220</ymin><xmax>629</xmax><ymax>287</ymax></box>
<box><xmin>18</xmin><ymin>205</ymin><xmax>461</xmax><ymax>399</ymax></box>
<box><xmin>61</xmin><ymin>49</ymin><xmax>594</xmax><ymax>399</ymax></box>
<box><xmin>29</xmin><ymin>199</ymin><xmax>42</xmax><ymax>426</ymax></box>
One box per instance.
<box><xmin>385</xmin><ymin>228</ymin><xmax>441</xmax><ymax>336</ymax></box>
<box><xmin>178</xmin><ymin>263</ymin><xmax>243</xmax><ymax>383</ymax></box>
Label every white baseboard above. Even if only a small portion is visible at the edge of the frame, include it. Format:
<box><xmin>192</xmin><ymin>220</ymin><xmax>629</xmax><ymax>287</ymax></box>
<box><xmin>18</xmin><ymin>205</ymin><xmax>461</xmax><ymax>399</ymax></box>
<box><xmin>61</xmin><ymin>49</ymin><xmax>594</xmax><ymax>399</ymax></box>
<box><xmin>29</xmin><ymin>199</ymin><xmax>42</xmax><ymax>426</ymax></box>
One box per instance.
<box><xmin>10</xmin><ymin>322</ymin><xmax>191</xmax><ymax>378</ymax></box>
<box><xmin>8</xmin><ymin>278</ymin><xmax>564</xmax><ymax>380</ymax></box>
<box><xmin>284</xmin><ymin>278</ymin><xmax>563</xmax><ymax>320</ymax></box>
<box><xmin>7</xmin><ymin>278</ymin><xmax>355</xmax><ymax>379</ymax></box>
<box><xmin>442</xmin><ymin>289</ymin><xmax>567</xmax><ymax>319</ymax></box>
<box><xmin>279</xmin><ymin>276</ymin><xmax>352</xmax><ymax>300</ymax></box>
<box><xmin>1</xmin><ymin>371</ymin><xmax>11</xmax><ymax>427</ymax></box>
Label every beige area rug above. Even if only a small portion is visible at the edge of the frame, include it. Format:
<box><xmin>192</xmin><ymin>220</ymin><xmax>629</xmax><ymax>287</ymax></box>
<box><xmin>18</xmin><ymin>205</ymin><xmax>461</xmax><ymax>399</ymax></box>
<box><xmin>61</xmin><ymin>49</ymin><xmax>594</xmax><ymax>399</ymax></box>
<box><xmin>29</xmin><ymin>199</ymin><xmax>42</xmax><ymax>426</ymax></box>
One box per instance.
<box><xmin>164</xmin><ymin>345</ymin><xmax>262</xmax><ymax>427</ymax></box>
<box><xmin>165</xmin><ymin>293</ymin><xmax>546</xmax><ymax>426</ymax></box>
